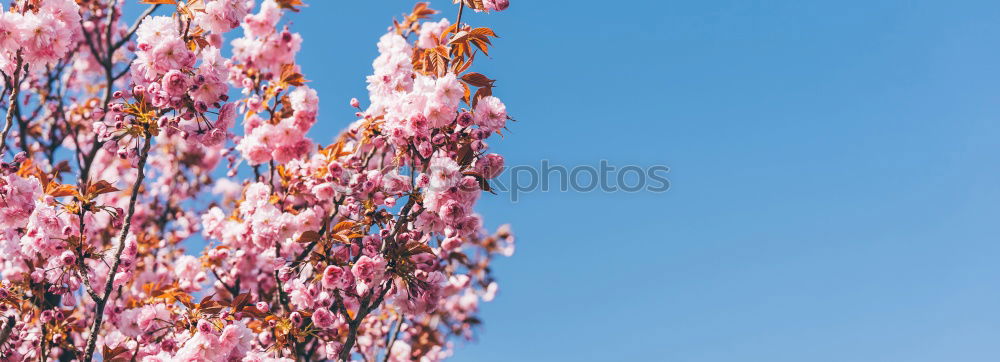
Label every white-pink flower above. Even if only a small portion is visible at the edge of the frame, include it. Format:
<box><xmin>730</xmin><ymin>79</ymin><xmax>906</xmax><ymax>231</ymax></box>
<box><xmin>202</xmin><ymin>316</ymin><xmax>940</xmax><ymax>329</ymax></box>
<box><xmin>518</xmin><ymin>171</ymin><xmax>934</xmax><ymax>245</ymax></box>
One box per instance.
<box><xmin>474</xmin><ymin>96</ymin><xmax>507</xmax><ymax>131</ymax></box>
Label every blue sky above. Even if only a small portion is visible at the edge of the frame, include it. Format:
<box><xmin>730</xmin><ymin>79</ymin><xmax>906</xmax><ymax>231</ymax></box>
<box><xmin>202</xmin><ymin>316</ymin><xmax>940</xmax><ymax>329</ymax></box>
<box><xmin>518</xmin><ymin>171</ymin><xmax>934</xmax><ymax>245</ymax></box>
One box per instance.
<box><xmin>135</xmin><ymin>0</ymin><xmax>1000</xmax><ymax>360</ymax></box>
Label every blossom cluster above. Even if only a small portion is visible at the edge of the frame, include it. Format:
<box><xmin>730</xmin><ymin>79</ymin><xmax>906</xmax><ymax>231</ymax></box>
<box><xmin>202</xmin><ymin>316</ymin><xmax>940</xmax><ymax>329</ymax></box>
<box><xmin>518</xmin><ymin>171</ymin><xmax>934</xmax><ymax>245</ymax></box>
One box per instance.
<box><xmin>0</xmin><ymin>0</ymin><xmax>514</xmax><ymax>361</ymax></box>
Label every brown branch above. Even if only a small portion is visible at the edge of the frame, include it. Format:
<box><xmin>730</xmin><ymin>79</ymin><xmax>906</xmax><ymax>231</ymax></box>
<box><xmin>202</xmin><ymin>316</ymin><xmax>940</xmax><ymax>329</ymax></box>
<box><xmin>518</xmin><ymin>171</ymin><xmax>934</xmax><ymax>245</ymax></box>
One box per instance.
<box><xmin>455</xmin><ymin>1</ymin><xmax>465</xmax><ymax>34</ymax></box>
<box><xmin>379</xmin><ymin>195</ymin><xmax>418</xmax><ymax>255</ymax></box>
<box><xmin>211</xmin><ymin>268</ymin><xmax>240</xmax><ymax>297</ymax></box>
<box><xmin>40</xmin><ymin>324</ymin><xmax>48</xmax><ymax>362</ymax></box>
<box><xmin>75</xmin><ymin>209</ymin><xmax>102</xmax><ymax>302</ymax></box>
<box><xmin>0</xmin><ymin>52</ymin><xmax>23</xmax><ymax>155</ymax></box>
<box><xmin>105</xmin><ymin>0</ymin><xmax>118</xmax><ymax>49</ymax></box>
<box><xmin>339</xmin><ymin>282</ymin><xmax>392</xmax><ymax>361</ymax></box>
<box><xmin>111</xmin><ymin>4</ymin><xmax>161</xmax><ymax>52</ymax></box>
<box><xmin>381</xmin><ymin>313</ymin><xmax>404</xmax><ymax>362</ymax></box>
<box><xmin>82</xmin><ymin>130</ymin><xmax>152</xmax><ymax>362</ymax></box>
<box><xmin>79</xmin><ymin>3</ymin><xmax>155</xmax><ymax>185</ymax></box>
<box><xmin>80</xmin><ymin>21</ymin><xmax>105</xmax><ymax>65</ymax></box>
<box><xmin>0</xmin><ymin>315</ymin><xmax>15</xmax><ymax>348</ymax></box>
<box><xmin>292</xmin><ymin>196</ymin><xmax>345</xmax><ymax>267</ymax></box>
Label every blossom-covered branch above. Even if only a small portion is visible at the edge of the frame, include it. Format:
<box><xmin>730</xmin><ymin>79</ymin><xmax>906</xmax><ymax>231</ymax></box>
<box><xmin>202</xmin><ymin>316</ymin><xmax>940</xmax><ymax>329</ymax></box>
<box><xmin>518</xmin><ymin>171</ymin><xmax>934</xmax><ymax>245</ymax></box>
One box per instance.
<box><xmin>0</xmin><ymin>0</ymin><xmax>515</xmax><ymax>361</ymax></box>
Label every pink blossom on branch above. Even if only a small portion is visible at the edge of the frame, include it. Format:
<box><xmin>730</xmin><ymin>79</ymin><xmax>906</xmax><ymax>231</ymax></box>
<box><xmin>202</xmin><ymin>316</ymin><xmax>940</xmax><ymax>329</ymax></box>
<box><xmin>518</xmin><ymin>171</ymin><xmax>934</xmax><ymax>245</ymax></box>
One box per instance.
<box><xmin>0</xmin><ymin>0</ymin><xmax>515</xmax><ymax>361</ymax></box>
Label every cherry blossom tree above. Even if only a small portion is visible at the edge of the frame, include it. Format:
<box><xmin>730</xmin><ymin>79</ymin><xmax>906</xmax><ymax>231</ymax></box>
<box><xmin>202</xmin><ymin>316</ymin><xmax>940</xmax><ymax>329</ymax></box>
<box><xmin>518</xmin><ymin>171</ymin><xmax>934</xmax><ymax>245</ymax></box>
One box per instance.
<box><xmin>0</xmin><ymin>0</ymin><xmax>514</xmax><ymax>360</ymax></box>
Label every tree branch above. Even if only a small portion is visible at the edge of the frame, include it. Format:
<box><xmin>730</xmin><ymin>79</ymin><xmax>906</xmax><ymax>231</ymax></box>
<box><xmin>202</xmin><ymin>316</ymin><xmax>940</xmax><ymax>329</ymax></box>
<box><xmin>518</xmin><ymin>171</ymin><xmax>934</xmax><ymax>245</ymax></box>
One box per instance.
<box><xmin>81</xmin><ymin>130</ymin><xmax>152</xmax><ymax>362</ymax></box>
<box><xmin>292</xmin><ymin>196</ymin><xmax>345</xmax><ymax>267</ymax></box>
<box><xmin>382</xmin><ymin>313</ymin><xmax>404</xmax><ymax>362</ymax></box>
<box><xmin>339</xmin><ymin>283</ymin><xmax>392</xmax><ymax>361</ymax></box>
<box><xmin>455</xmin><ymin>1</ymin><xmax>465</xmax><ymax>33</ymax></box>
<box><xmin>0</xmin><ymin>52</ymin><xmax>23</xmax><ymax>154</ymax></box>
<box><xmin>0</xmin><ymin>315</ymin><xmax>15</xmax><ymax>348</ymax></box>
<box><xmin>111</xmin><ymin>4</ymin><xmax>160</xmax><ymax>52</ymax></box>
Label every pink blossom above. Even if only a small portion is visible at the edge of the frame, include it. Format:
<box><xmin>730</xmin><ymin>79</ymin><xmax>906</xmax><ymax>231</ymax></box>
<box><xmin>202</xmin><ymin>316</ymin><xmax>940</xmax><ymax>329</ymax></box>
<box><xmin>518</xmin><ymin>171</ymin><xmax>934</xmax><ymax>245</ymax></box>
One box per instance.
<box><xmin>352</xmin><ymin>255</ymin><xmax>386</xmax><ymax>294</ymax></box>
<box><xmin>417</xmin><ymin>18</ymin><xmax>451</xmax><ymax>49</ymax></box>
<box><xmin>175</xmin><ymin>255</ymin><xmax>207</xmax><ymax>292</ymax></box>
<box><xmin>196</xmin><ymin>0</ymin><xmax>250</xmax><ymax>34</ymax></box>
<box><xmin>474</xmin><ymin>96</ymin><xmax>507</xmax><ymax>131</ymax></box>
<box><xmin>387</xmin><ymin>341</ymin><xmax>413</xmax><ymax>362</ymax></box>
<box><xmin>219</xmin><ymin>323</ymin><xmax>254</xmax><ymax>358</ymax></box>
<box><xmin>428</xmin><ymin>152</ymin><xmax>461</xmax><ymax>190</ymax></box>
<box><xmin>242</xmin><ymin>0</ymin><xmax>282</xmax><ymax>38</ymax></box>
<box><xmin>0</xmin><ymin>174</ymin><xmax>41</xmax><ymax>230</ymax></box>
<box><xmin>136</xmin><ymin>16</ymin><xmax>178</xmax><ymax>46</ymax></box>
<box><xmin>321</xmin><ymin>265</ymin><xmax>352</xmax><ymax>290</ymax></box>
<box><xmin>59</xmin><ymin>250</ymin><xmax>75</xmax><ymax>265</ymax></box>
<box><xmin>474</xmin><ymin>153</ymin><xmax>505</xmax><ymax>179</ymax></box>
<box><xmin>0</xmin><ymin>2</ymin><xmax>517</xmax><ymax>360</ymax></box>
<box><xmin>161</xmin><ymin>69</ymin><xmax>190</xmax><ymax>96</ymax></box>
<box><xmin>137</xmin><ymin>304</ymin><xmax>170</xmax><ymax>333</ymax></box>
<box><xmin>150</xmin><ymin>38</ymin><xmax>196</xmax><ymax>73</ymax></box>
<box><xmin>311</xmin><ymin>307</ymin><xmax>336</xmax><ymax>329</ymax></box>
<box><xmin>18</xmin><ymin>12</ymin><xmax>73</xmax><ymax>66</ymax></box>
<box><xmin>0</xmin><ymin>12</ymin><xmax>21</xmax><ymax>55</ymax></box>
<box><xmin>41</xmin><ymin>0</ymin><xmax>82</xmax><ymax>28</ymax></box>
<box><xmin>287</xmin><ymin>279</ymin><xmax>315</xmax><ymax>309</ymax></box>
<box><xmin>441</xmin><ymin>237</ymin><xmax>462</xmax><ymax>251</ymax></box>
<box><xmin>482</xmin><ymin>0</ymin><xmax>511</xmax><ymax>12</ymax></box>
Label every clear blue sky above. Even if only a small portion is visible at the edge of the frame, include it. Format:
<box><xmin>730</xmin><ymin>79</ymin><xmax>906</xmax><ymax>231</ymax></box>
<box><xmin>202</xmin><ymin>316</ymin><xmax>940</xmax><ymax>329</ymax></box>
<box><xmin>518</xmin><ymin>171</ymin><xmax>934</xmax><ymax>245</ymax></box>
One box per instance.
<box><xmin>146</xmin><ymin>1</ymin><xmax>1000</xmax><ymax>360</ymax></box>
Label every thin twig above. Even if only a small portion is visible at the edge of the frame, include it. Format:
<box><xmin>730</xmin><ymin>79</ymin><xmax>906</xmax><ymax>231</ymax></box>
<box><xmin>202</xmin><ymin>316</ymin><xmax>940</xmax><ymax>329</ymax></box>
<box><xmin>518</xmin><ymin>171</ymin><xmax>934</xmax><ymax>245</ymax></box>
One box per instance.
<box><xmin>79</xmin><ymin>4</ymin><xmax>157</xmax><ymax>185</ymax></box>
<box><xmin>292</xmin><ymin>196</ymin><xmax>345</xmax><ymax>267</ymax></box>
<box><xmin>382</xmin><ymin>313</ymin><xmax>405</xmax><ymax>362</ymax></box>
<box><xmin>111</xmin><ymin>4</ymin><xmax>161</xmax><ymax>52</ymax></box>
<box><xmin>455</xmin><ymin>1</ymin><xmax>465</xmax><ymax>34</ymax></box>
<box><xmin>0</xmin><ymin>52</ymin><xmax>23</xmax><ymax>154</ymax></box>
<box><xmin>81</xmin><ymin>130</ymin><xmax>152</xmax><ymax>362</ymax></box>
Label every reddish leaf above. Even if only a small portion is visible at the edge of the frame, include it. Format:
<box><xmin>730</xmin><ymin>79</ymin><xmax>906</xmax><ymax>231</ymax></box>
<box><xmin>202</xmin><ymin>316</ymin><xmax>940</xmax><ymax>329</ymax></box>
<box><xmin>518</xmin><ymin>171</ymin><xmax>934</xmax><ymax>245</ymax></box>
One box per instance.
<box><xmin>296</xmin><ymin>230</ymin><xmax>321</xmax><ymax>244</ymax></box>
<box><xmin>448</xmin><ymin>31</ymin><xmax>470</xmax><ymax>46</ymax></box>
<box><xmin>471</xmin><ymin>27</ymin><xmax>498</xmax><ymax>38</ymax></box>
<box><xmin>102</xmin><ymin>345</ymin><xmax>129</xmax><ymax>361</ymax></box>
<box><xmin>472</xmin><ymin>86</ymin><xmax>493</xmax><ymax>108</ymax></box>
<box><xmin>198</xmin><ymin>293</ymin><xmax>215</xmax><ymax>307</ymax></box>
<box><xmin>470</xmin><ymin>38</ymin><xmax>490</xmax><ymax>56</ymax></box>
<box><xmin>87</xmin><ymin>180</ymin><xmax>120</xmax><ymax>197</ymax></box>
<box><xmin>241</xmin><ymin>305</ymin><xmax>269</xmax><ymax>318</ymax></box>
<box><xmin>332</xmin><ymin>221</ymin><xmax>356</xmax><ymax>234</ymax></box>
<box><xmin>402</xmin><ymin>241</ymin><xmax>435</xmax><ymax>257</ymax></box>
<box><xmin>47</xmin><ymin>184</ymin><xmax>79</xmax><ymax>198</ymax></box>
<box><xmin>460</xmin><ymin>82</ymin><xmax>471</xmax><ymax>104</ymax></box>
<box><xmin>456</xmin><ymin>143</ymin><xmax>476</xmax><ymax>167</ymax></box>
<box><xmin>461</xmin><ymin>72</ymin><xmax>494</xmax><ymax>88</ymax></box>
<box><xmin>275</xmin><ymin>0</ymin><xmax>306</xmax><ymax>12</ymax></box>
<box><xmin>280</xmin><ymin>64</ymin><xmax>308</xmax><ymax>86</ymax></box>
